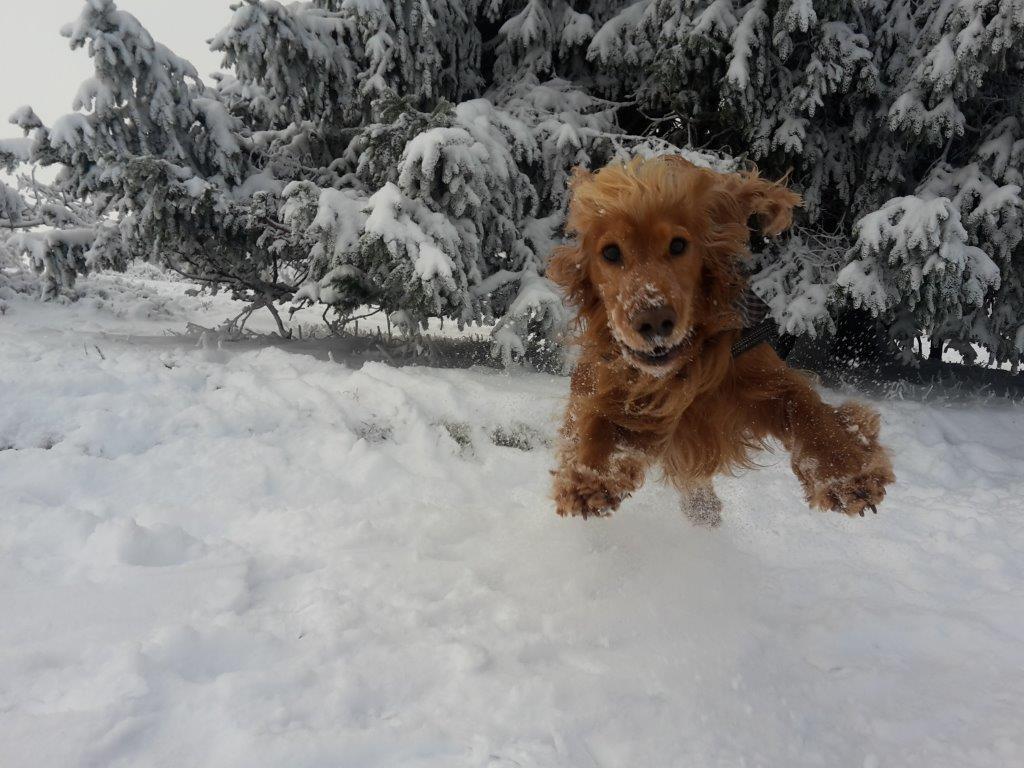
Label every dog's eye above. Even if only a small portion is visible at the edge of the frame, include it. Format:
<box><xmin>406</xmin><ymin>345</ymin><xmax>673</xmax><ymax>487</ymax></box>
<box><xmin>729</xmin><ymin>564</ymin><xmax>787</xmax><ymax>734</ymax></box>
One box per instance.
<box><xmin>669</xmin><ymin>237</ymin><xmax>687</xmax><ymax>256</ymax></box>
<box><xmin>602</xmin><ymin>244</ymin><xmax>622</xmax><ymax>264</ymax></box>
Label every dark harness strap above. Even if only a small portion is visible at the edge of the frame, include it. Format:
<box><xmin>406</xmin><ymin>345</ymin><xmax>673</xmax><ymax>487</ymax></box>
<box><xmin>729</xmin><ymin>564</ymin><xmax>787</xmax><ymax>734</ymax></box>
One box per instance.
<box><xmin>731</xmin><ymin>321</ymin><xmax>778</xmax><ymax>357</ymax></box>
<box><xmin>730</xmin><ymin>288</ymin><xmax>795</xmax><ymax>360</ymax></box>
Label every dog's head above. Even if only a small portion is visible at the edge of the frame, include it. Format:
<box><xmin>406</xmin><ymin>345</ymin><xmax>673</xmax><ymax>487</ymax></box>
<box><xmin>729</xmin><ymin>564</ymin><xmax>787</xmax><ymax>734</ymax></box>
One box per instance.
<box><xmin>548</xmin><ymin>156</ymin><xmax>800</xmax><ymax>377</ymax></box>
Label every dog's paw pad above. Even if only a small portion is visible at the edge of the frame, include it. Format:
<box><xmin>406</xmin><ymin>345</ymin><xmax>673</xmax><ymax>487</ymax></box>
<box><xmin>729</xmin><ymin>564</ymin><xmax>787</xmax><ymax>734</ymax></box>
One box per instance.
<box><xmin>816</xmin><ymin>445</ymin><xmax>895</xmax><ymax>516</ymax></box>
<box><xmin>824</xmin><ymin>470</ymin><xmax>891</xmax><ymax>517</ymax></box>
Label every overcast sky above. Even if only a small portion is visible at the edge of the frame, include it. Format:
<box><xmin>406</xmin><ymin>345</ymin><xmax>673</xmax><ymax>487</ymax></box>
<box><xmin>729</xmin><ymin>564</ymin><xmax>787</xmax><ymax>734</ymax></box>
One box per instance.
<box><xmin>0</xmin><ymin>1</ymin><xmax>226</xmax><ymax>125</ymax></box>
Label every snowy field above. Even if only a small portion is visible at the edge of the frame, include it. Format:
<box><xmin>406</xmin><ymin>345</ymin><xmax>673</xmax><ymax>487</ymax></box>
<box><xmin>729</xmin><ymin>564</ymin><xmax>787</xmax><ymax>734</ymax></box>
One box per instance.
<box><xmin>2</xmin><ymin>270</ymin><xmax>1023</xmax><ymax>768</ymax></box>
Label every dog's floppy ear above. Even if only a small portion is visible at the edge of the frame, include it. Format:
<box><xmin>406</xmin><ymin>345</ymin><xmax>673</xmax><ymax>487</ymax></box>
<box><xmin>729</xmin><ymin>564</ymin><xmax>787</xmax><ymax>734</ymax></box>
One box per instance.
<box><xmin>547</xmin><ymin>166</ymin><xmax>599</xmax><ymax>310</ymax></box>
<box><xmin>727</xmin><ymin>170</ymin><xmax>802</xmax><ymax>236</ymax></box>
<box><xmin>547</xmin><ymin>242</ymin><xmax>595</xmax><ymax>310</ymax></box>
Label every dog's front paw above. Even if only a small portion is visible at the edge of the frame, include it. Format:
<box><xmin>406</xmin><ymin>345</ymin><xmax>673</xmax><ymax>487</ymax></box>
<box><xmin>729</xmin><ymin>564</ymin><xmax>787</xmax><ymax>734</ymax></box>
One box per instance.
<box><xmin>817</xmin><ymin>462</ymin><xmax>894</xmax><ymax>517</ymax></box>
<box><xmin>551</xmin><ymin>455</ymin><xmax>644</xmax><ymax>519</ymax></box>
<box><xmin>795</xmin><ymin>403</ymin><xmax>896</xmax><ymax>517</ymax></box>
<box><xmin>552</xmin><ymin>465</ymin><xmax>618</xmax><ymax>519</ymax></box>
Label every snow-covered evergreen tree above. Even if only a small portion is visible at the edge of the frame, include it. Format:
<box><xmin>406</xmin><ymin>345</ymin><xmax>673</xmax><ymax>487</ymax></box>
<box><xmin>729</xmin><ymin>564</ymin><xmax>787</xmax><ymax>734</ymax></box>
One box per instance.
<box><xmin>210</xmin><ymin>0</ymin><xmax>622</xmax><ymax>359</ymax></box>
<box><xmin>0</xmin><ymin>154</ymin><xmax>119</xmax><ymax>299</ymax></box>
<box><xmin>7</xmin><ymin>0</ymin><xmax>304</xmax><ymax>329</ymax></box>
<box><xmin>5</xmin><ymin>0</ymin><xmax>627</xmax><ymax>356</ymax></box>
<box><xmin>4</xmin><ymin>0</ymin><xmax>1023</xmax><ymax>368</ymax></box>
<box><xmin>586</xmin><ymin>0</ymin><xmax>1024</xmax><ymax>366</ymax></box>
<box><xmin>0</xmin><ymin>180</ymin><xmax>28</xmax><ymax>228</ymax></box>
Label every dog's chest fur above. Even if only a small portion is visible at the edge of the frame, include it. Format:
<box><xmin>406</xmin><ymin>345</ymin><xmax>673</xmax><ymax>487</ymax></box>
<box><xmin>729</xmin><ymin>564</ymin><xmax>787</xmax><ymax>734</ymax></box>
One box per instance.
<box><xmin>605</xmin><ymin>355</ymin><xmax>770</xmax><ymax>482</ymax></box>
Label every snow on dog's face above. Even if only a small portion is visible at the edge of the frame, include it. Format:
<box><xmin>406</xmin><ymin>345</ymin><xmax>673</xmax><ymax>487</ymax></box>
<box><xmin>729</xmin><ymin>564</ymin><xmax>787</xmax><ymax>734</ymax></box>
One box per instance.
<box><xmin>548</xmin><ymin>156</ymin><xmax>800</xmax><ymax>376</ymax></box>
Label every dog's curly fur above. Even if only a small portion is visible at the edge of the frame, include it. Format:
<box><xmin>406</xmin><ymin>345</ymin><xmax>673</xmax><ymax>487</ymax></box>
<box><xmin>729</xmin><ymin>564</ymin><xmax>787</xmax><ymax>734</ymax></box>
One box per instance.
<box><xmin>548</xmin><ymin>156</ymin><xmax>895</xmax><ymax>520</ymax></box>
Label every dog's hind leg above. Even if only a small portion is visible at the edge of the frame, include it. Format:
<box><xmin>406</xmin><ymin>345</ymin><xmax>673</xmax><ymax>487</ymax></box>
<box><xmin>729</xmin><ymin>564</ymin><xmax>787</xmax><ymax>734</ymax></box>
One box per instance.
<box><xmin>680</xmin><ymin>480</ymin><xmax>723</xmax><ymax>528</ymax></box>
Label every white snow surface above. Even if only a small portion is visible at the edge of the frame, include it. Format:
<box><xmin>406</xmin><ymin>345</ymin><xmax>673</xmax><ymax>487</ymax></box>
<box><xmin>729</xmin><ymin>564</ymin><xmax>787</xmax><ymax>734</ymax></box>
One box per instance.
<box><xmin>1</xmin><ymin>270</ymin><xmax>1023</xmax><ymax>768</ymax></box>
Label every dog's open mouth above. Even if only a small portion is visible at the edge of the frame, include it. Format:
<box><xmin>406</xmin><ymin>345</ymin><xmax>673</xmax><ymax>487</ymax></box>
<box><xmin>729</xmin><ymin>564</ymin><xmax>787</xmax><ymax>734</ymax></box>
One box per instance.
<box><xmin>622</xmin><ymin>338</ymin><xmax>691</xmax><ymax>369</ymax></box>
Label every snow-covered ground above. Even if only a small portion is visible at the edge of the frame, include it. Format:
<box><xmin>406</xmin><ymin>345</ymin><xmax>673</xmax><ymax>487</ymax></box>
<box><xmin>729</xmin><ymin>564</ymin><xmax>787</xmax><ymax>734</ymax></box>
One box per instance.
<box><xmin>2</xmin><ymin>270</ymin><xmax>1023</xmax><ymax>768</ymax></box>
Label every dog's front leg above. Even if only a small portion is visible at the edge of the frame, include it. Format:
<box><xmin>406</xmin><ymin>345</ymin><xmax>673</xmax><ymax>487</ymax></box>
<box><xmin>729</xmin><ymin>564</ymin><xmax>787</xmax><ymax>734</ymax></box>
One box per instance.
<box><xmin>743</xmin><ymin>350</ymin><xmax>895</xmax><ymax>517</ymax></box>
<box><xmin>552</xmin><ymin>411</ymin><xmax>649</xmax><ymax>519</ymax></box>
<box><xmin>552</xmin><ymin>366</ymin><xmax>650</xmax><ymax>519</ymax></box>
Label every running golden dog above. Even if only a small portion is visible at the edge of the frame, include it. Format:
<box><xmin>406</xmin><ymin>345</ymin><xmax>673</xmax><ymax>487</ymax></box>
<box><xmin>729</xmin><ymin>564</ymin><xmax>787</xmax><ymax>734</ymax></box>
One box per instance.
<box><xmin>548</xmin><ymin>156</ymin><xmax>894</xmax><ymax>523</ymax></box>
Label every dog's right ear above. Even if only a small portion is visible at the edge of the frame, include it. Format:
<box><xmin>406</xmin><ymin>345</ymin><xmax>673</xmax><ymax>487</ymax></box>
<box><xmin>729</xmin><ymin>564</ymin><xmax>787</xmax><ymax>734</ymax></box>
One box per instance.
<box><xmin>547</xmin><ymin>242</ymin><xmax>595</xmax><ymax>310</ymax></box>
<box><xmin>548</xmin><ymin>166</ymin><xmax>599</xmax><ymax>310</ymax></box>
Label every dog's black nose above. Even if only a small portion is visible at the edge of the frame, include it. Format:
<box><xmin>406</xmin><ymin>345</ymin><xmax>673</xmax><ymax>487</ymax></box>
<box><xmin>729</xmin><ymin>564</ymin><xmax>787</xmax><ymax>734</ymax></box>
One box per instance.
<box><xmin>632</xmin><ymin>305</ymin><xmax>676</xmax><ymax>342</ymax></box>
